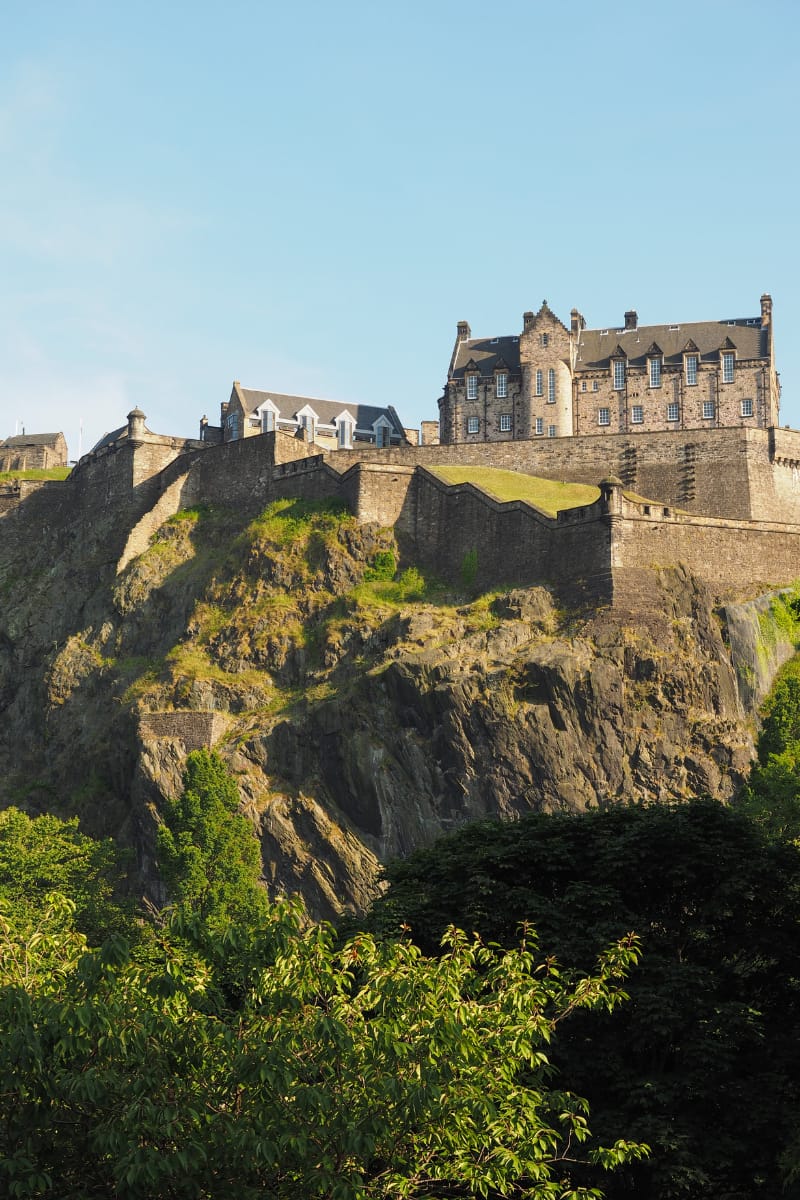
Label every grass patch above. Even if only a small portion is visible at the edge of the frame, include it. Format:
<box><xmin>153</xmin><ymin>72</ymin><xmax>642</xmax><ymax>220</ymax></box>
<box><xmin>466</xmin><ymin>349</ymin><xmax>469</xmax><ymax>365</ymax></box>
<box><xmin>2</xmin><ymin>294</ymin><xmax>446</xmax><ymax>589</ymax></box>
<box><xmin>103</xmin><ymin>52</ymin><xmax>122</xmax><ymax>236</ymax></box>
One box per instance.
<box><xmin>429</xmin><ymin>467</ymin><xmax>599</xmax><ymax>516</ymax></box>
<box><xmin>246</xmin><ymin>496</ymin><xmax>351</xmax><ymax>547</ymax></box>
<box><xmin>0</xmin><ymin>467</ymin><xmax>71</xmax><ymax>482</ymax></box>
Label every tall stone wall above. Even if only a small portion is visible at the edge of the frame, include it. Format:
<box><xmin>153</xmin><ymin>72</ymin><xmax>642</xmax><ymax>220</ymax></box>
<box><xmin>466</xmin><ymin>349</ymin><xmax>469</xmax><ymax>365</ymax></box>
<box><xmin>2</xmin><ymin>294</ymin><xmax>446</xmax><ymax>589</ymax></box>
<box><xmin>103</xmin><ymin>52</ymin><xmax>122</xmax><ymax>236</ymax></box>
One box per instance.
<box><xmin>410</xmin><ymin>470</ymin><xmax>612</xmax><ymax>600</ymax></box>
<box><xmin>324</xmin><ymin>427</ymin><xmax>775</xmax><ymax>521</ymax></box>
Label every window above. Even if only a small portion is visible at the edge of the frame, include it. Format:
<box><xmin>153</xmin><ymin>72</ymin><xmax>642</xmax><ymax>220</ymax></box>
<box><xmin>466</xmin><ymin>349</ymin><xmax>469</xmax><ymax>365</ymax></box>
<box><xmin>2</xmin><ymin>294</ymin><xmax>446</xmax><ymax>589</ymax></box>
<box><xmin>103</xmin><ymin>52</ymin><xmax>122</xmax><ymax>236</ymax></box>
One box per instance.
<box><xmin>581</xmin><ymin>381</ymin><xmax>587</xmax><ymax>392</ymax></box>
<box><xmin>467</xmin><ymin>416</ymin><xmax>480</xmax><ymax>434</ymax></box>
<box><xmin>613</xmin><ymin>360</ymin><xmax>625</xmax><ymax>390</ymax></box>
<box><xmin>667</xmin><ymin>402</ymin><xmax>680</xmax><ymax>422</ymax></box>
<box><xmin>499</xmin><ymin>413</ymin><xmax>512</xmax><ymax>432</ymax></box>
<box><xmin>535</xmin><ymin>417</ymin><xmax>543</xmax><ymax>435</ymax></box>
<box><xmin>535</xmin><ymin>369</ymin><xmax>543</xmax><ymax>396</ymax></box>
<box><xmin>496</xmin><ymin>372</ymin><xmax>508</xmax><ymax>398</ymax></box>
<box><xmin>540</xmin><ymin>333</ymin><xmax>549</xmax><ymax>347</ymax></box>
<box><xmin>466</xmin><ymin>374</ymin><xmax>478</xmax><ymax>400</ymax></box>
<box><xmin>685</xmin><ymin>354</ymin><xmax>698</xmax><ymax>386</ymax></box>
<box><xmin>722</xmin><ymin>352</ymin><xmax>735</xmax><ymax>383</ymax></box>
<box><xmin>741</xmin><ymin>398</ymin><xmax>754</xmax><ymax>418</ymax></box>
<box><xmin>598</xmin><ymin>408</ymin><xmax>611</xmax><ymax>426</ymax></box>
<box><xmin>703</xmin><ymin>400</ymin><xmax>715</xmax><ymax>420</ymax></box>
<box><xmin>548</xmin><ymin>424</ymin><xmax>556</xmax><ymax>438</ymax></box>
<box><xmin>337</xmin><ymin>419</ymin><xmax>353</xmax><ymax>448</ymax></box>
<box><xmin>631</xmin><ymin>405</ymin><xmax>644</xmax><ymax>424</ymax></box>
<box><xmin>227</xmin><ymin>412</ymin><xmax>239</xmax><ymax>439</ymax></box>
<box><xmin>649</xmin><ymin>357</ymin><xmax>662</xmax><ymax>388</ymax></box>
<box><xmin>375</xmin><ymin>422</ymin><xmax>389</xmax><ymax>447</ymax></box>
<box><xmin>261</xmin><ymin>409</ymin><xmax>276</xmax><ymax>433</ymax></box>
<box><xmin>547</xmin><ymin>368</ymin><xmax>556</xmax><ymax>403</ymax></box>
<box><xmin>592</xmin><ymin>380</ymin><xmax>599</xmax><ymax>392</ymax></box>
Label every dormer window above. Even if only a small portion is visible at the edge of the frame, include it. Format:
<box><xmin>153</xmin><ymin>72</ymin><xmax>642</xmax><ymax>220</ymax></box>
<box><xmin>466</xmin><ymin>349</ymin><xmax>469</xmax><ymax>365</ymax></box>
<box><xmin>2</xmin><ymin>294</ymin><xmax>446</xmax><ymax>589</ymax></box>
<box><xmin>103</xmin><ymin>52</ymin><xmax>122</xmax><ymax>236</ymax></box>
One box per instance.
<box><xmin>466</xmin><ymin>374</ymin><xmax>478</xmax><ymax>400</ymax></box>
<box><xmin>336</xmin><ymin>411</ymin><xmax>355</xmax><ymax>449</ymax></box>
<box><xmin>722</xmin><ymin>351</ymin><xmax>735</xmax><ymax>383</ymax></box>
<box><xmin>649</xmin><ymin>356</ymin><xmax>662</xmax><ymax>388</ymax></box>
<box><xmin>261</xmin><ymin>409</ymin><xmax>276</xmax><ymax>433</ymax></box>
<box><xmin>496</xmin><ymin>371</ymin><xmax>508</xmax><ymax>398</ymax></box>
<box><xmin>613</xmin><ymin>359</ymin><xmax>625</xmax><ymax>390</ymax></box>
<box><xmin>685</xmin><ymin>354</ymin><xmax>698</xmax><ymax>386</ymax></box>
<box><xmin>373</xmin><ymin>415</ymin><xmax>392</xmax><ymax>448</ymax></box>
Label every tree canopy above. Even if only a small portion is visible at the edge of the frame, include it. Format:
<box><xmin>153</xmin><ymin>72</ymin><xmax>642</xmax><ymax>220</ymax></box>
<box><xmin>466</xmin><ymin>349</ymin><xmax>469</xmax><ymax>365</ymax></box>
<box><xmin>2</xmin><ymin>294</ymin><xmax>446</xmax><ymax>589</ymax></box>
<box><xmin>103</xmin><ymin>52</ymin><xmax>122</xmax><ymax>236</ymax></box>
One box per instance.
<box><xmin>0</xmin><ymin>752</ymin><xmax>648</xmax><ymax>1199</ymax></box>
<box><xmin>365</xmin><ymin>799</ymin><xmax>800</xmax><ymax>1199</ymax></box>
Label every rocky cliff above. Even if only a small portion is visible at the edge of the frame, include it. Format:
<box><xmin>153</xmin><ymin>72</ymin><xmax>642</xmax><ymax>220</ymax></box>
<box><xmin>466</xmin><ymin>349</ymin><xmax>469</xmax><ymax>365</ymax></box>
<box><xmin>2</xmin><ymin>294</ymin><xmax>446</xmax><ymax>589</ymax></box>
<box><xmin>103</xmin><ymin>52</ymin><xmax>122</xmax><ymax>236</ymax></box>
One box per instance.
<box><xmin>0</xmin><ymin>483</ymin><xmax>795</xmax><ymax>919</ymax></box>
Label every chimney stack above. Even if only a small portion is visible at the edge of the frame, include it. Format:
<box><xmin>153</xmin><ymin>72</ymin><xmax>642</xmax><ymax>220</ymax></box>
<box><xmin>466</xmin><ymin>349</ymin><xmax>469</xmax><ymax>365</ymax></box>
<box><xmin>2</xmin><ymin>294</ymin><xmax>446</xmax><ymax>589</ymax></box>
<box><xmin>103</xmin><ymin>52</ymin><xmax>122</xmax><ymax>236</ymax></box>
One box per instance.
<box><xmin>761</xmin><ymin>293</ymin><xmax>772</xmax><ymax>327</ymax></box>
<box><xmin>624</xmin><ymin>310</ymin><xmax>638</xmax><ymax>331</ymax></box>
<box><xmin>456</xmin><ymin>320</ymin><xmax>471</xmax><ymax>341</ymax></box>
<box><xmin>523</xmin><ymin>311</ymin><xmax>535</xmax><ymax>332</ymax></box>
<box><xmin>570</xmin><ymin>308</ymin><xmax>585</xmax><ymax>334</ymax></box>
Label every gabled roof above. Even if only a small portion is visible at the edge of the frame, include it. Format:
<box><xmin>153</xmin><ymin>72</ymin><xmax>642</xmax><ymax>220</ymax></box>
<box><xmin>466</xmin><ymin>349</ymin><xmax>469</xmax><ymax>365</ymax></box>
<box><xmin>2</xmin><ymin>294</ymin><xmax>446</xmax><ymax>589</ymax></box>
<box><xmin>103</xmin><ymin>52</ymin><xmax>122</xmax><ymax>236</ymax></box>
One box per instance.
<box><xmin>450</xmin><ymin>335</ymin><xmax>521</xmax><ymax>379</ymax></box>
<box><xmin>237</xmin><ymin>388</ymin><xmax>406</xmax><ymax>438</ymax></box>
<box><xmin>2</xmin><ymin>432</ymin><xmax>64</xmax><ymax>448</ymax></box>
<box><xmin>576</xmin><ymin>317</ymin><xmax>766</xmax><ymax>370</ymax></box>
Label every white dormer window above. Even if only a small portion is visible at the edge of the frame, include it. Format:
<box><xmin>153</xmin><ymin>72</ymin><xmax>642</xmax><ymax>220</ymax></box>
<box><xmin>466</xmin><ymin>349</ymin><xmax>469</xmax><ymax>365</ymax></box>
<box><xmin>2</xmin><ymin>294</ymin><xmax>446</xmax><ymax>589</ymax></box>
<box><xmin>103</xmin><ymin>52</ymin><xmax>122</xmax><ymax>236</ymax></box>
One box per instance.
<box><xmin>336</xmin><ymin>411</ymin><xmax>355</xmax><ymax>448</ymax></box>
<box><xmin>466</xmin><ymin>374</ymin><xmax>478</xmax><ymax>400</ymax></box>
<box><xmin>258</xmin><ymin>403</ymin><xmax>278</xmax><ymax>433</ymax></box>
<box><xmin>613</xmin><ymin>360</ymin><xmax>625</xmax><ymax>390</ymax></box>
<box><xmin>685</xmin><ymin>355</ymin><xmax>698</xmax><ymax>386</ymax></box>
<box><xmin>722</xmin><ymin>351</ymin><xmax>735</xmax><ymax>383</ymax></box>
<box><xmin>373</xmin><ymin>415</ymin><xmax>392</xmax><ymax>448</ymax></box>
<box><xmin>296</xmin><ymin>405</ymin><xmax>318</xmax><ymax>442</ymax></box>
<box><xmin>496</xmin><ymin>372</ymin><xmax>508</xmax><ymax>398</ymax></box>
<box><xmin>649</xmin><ymin>357</ymin><xmax>662</xmax><ymax>388</ymax></box>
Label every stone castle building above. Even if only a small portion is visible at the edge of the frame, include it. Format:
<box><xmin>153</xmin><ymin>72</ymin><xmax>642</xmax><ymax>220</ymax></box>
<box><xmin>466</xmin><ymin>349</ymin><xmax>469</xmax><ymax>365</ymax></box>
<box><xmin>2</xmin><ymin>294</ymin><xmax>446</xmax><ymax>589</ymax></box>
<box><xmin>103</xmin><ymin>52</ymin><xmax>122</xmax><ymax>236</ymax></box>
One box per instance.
<box><xmin>201</xmin><ymin>382</ymin><xmax>408</xmax><ymax>451</ymax></box>
<box><xmin>439</xmin><ymin>294</ymin><xmax>779</xmax><ymax>444</ymax></box>
<box><xmin>0</xmin><ymin>432</ymin><xmax>68</xmax><ymax>472</ymax></box>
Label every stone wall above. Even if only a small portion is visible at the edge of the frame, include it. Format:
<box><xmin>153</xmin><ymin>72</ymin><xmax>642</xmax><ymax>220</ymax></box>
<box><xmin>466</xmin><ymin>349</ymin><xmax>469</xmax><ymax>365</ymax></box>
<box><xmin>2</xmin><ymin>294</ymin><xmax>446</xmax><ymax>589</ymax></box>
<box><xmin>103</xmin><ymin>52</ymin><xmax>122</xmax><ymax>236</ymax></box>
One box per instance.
<box><xmin>138</xmin><ymin>711</ymin><xmax>228</xmax><ymax>752</ymax></box>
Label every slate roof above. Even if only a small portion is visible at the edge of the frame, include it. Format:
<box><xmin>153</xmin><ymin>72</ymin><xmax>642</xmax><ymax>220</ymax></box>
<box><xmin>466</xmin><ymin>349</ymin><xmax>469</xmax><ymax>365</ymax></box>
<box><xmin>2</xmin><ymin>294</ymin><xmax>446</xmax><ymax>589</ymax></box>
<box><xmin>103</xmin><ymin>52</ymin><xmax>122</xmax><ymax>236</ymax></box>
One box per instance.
<box><xmin>450</xmin><ymin>316</ymin><xmax>768</xmax><ymax>379</ymax></box>
<box><xmin>575</xmin><ymin>317</ymin><xmax>767</xmax><ymax>370</ymax></box>
<box><xmin>2</xmin><ymin>432</ymin><xmax>64</xmax><ymax>448</ymax></box>
<box><xmin>450</xmin><ymin>336</ymin><xmax>521</xmax><ymax>378</ymax></box>
<box><xmin>238</xmin><ymin>388</ymin><xmax>406</xmax><ymax>438</ymax></box>
<box><xmin>89</xmin><ymin>426</ymin><xmax>127</xmax><ymax>453</ymax></box>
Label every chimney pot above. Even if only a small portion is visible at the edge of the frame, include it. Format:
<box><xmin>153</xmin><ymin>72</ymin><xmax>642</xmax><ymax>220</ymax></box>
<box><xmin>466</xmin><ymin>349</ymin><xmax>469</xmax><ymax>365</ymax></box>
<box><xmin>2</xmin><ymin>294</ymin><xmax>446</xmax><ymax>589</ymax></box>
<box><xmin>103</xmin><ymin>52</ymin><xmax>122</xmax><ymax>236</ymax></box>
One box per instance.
<box><xmin>624</xmin><ymin>310</ymin><xmax>638</xmax><ymax>331</ymax></box>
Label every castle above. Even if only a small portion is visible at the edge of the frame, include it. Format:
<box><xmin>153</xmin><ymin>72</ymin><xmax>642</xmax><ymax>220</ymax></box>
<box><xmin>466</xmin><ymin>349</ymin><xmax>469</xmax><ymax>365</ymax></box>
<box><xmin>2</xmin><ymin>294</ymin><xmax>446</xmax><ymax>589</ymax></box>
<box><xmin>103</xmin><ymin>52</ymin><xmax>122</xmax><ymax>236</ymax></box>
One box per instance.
<box><xmin>439</xmin><ymin>295</ymin><xmax>779</xmax><ymax>444</ymax></box>
<box><xmin>2</xmin><ymin>292</ymin><xmax>800</xmax><ymax>611</ymax></box>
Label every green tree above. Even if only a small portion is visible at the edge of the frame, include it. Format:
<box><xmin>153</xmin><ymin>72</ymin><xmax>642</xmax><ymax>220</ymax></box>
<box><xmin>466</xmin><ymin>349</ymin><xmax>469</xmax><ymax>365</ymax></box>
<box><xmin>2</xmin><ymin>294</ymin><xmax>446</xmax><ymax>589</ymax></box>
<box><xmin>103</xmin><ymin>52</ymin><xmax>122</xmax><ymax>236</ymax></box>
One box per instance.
<box><xmin>157</xmin><ymin>749</ymin><xmax>268</xmax><ymax>928</ymax></box>
<box><xmin>364</xmin><ymin>799</ymin><xmax>800</xmax><ymax>1199</ymax></box>
<box><xmin>0</xmin><ymin>892</ymin><xmax>646</xmax><ymax>1199</ymax></box>
<box><xmin>0</xmin><ymin>806</ymin><xmax>131</xmax><ymax>944</ymax></box>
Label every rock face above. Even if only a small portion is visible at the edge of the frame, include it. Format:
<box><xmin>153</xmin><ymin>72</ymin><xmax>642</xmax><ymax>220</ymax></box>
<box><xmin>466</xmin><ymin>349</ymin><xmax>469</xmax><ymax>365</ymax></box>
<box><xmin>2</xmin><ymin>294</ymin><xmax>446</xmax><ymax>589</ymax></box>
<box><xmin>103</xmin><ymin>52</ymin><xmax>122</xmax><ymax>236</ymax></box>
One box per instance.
<box><xmin>0</xmin><ymin>487</ymin><xmax>784</xmax><ymax>920</ymax></box>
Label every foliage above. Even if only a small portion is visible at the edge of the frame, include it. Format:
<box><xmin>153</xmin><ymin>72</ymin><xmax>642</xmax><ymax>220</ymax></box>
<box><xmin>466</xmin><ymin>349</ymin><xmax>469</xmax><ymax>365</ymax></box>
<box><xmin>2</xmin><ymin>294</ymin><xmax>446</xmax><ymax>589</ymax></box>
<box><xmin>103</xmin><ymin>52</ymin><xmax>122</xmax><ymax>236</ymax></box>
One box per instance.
<box><xmin>754</xmin><ymin>668</ymin><xmax>800</xmax><ymax>763</ymax></box>
<box><xmin>364</xmin><ymin>799</ymin><xmax>800</xmax><ymax>1199</ymax></box>
<box><xmin>157</xmin><ymin>750</ymin><xmax>268</xmax><ymax>930</ymax></box>
<box><xmin>0</xmin><ymin>889</ymin><xmax>646</xmax><ymax>1198</ymax></box>
<box><xmin>738</xmin><ymin>659</ymin><xmax>800</xmax><ymax>841</ymax></box>
<box><xmin>363</xmin><ymin>548</ymin><xmax>397</xmax><ymax>581</ymax></box>
<box><xmin>0</xmin><ymin>807</ymin><xmax>132</xmax><ymax>945</ymax></box>
<box><xmin>0</xmin><ymin>467</ymin><xmax>71</xmax><ymax>482</ymax></box>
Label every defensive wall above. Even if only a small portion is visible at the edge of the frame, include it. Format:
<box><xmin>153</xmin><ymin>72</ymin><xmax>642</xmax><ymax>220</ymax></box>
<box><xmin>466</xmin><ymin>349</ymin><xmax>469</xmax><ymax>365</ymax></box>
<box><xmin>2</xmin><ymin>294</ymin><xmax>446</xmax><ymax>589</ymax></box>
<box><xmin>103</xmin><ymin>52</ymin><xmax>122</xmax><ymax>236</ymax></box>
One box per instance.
<box><xmin>4</xmin><ymin>420</ymin><xmax>800</xmax><ymax>605</ymax></box>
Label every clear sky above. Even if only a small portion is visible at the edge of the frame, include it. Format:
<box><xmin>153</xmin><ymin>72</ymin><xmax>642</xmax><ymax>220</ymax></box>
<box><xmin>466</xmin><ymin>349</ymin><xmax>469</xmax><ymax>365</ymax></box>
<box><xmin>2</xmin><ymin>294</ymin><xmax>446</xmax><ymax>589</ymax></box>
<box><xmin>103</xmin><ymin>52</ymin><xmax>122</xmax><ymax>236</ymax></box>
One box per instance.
<box><xmin>2</xmin><ymin>0</ymin><xmax>799</xmax><ymax>459</ymax></box>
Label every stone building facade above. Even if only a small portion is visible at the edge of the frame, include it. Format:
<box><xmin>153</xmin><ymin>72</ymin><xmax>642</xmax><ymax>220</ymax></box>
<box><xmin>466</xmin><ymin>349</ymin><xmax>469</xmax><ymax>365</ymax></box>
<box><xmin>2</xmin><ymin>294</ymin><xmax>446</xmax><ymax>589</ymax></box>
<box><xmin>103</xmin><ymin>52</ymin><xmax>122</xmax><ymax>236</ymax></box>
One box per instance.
<box><xmin>202</xmin><ymin>382</ymin><xmax>408</xmax><ymax>451</ymax></box>
<box><xmin>439</xmin><ymin>294</ymin><xmax>780</xmax><ymax>444</ymax></box>
<box><xmin>0</xmin><ymin>432</ymin><xmax>68</xmax><ymax>471</ymax></box>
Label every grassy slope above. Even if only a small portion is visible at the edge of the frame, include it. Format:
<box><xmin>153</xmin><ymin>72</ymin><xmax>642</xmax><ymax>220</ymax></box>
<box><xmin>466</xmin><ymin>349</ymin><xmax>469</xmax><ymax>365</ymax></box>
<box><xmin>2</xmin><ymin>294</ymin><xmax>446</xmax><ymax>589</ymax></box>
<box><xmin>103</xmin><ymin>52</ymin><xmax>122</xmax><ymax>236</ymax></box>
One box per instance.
<box><xmin>0</xmin><ymin>467</ymin><xmax>71</xmax><ymax>482</ymax></box>
<box><xmin>428</xmin><ymin>466</ymin><xmax>599</xmax><ymax>517</ymax></box>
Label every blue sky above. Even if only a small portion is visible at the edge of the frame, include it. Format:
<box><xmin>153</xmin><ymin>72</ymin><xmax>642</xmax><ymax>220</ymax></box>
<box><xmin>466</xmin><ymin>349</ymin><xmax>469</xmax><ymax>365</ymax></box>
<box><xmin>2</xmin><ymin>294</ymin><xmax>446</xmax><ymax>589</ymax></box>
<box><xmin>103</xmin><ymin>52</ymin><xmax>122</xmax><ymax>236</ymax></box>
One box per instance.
<box><xmin>2</xmin><ymin>0</ymin><xmax>799</xmax><ymax>459</ymax></box>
